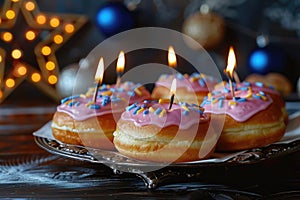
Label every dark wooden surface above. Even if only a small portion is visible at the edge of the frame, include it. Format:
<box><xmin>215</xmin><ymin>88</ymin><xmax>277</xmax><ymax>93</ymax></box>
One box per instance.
<box><xmin>0</xmin><ymin>104</ymin><xmax>300</xmax><ymax>199</ymax></box>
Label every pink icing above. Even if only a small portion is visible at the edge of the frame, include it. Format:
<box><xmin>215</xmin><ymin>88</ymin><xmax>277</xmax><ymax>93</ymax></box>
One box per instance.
<box><xmin>156</xmin><ymin>73</ymin><xmax>218</xmax><ymax>92</ymax></box>
<box><xmin>121</xmin><ymin>101</ymin><xmax>209</xmax><ymax>129</ymax></box>
<box><xmin>202</xmin><ymin>86</ymin><xmax>273</xmax><ymax>122</ymax></box>
<box><xmin>56</xmin><ymin>81</ymin><xmax>150</xmax><ymax>121</ymax></box>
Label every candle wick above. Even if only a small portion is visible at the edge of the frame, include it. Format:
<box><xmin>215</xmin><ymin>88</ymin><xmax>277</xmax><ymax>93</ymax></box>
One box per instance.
<box><xmin>93</xmin><ymin>80</ymin><xmax>101</xmax><ymax>102</ymax></box>
<box><xmin>169</xmin><ymin>94</ymin><xmax>175</xmax><ymax>110</ymax></box>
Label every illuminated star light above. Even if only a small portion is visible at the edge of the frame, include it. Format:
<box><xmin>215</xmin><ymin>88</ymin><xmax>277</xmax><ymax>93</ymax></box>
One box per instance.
<box><xmin>0</xmin><ymin>0</ymin><xmax>88</xmax><ymax>103</ymax></box>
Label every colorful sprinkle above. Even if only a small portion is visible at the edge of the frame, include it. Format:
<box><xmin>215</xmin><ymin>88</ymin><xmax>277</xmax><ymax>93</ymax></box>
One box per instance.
<box><xmin>61</xmin><ymin>95</ymin><xmax>79</xmax><ymax>104</ymax></box>
<box><xmin>133</xmin><ymin>106</ymin><xmax>142</xmax><ymax>115</ymax></box>
<box><xmin>183</xmin><ymin>110</ymin><xmax>189</xmax><ymax>116</ymax></box>
<box><xmin>181</xmin><ymin>106</ymin><xmax>189</xmax><ymax>111</ymax></box>
<box><xmin>149</xmin><ymin>107</ymin><xmax>155</xmax><ymax>113</ymax></box>
<box><xmin>255</xmin><ymin>82</ymin><xmax>264</xmax><ymax>87</ymax></box>
<box><xmin>253</xmin><ymin>94</ymin><xmax>261</xmax><ymax>99</ymax></box>
<box><xmin>159</xmin><ymin>109</ymin><xmax>166</xmax><ymax>117</ymax></box>
<box><xmin>198</xmin><ymin>79</ymin><xmax>205</xmax><ymax>87</ymax></box>
<box><xmin>154</xmin><ymin>108</ymin><xmax>162</xmax><ymax>115</ymax></box>
<box><xmin>89</xmin><ymin>104</ymin><xmax>100</xmax><ymax>109</ymax></box>
<box><xmin>219</xmin><ymin>99</ymin><xmax>223</xmax><ymax>108</ymax></box>
<box><xmin>126</xmin><ymin>104</ymin><xmax>137</xmax><ymax>111</ymax></box>
<box><xmin>176</xmin><ymin>73</ymin><xmax>184</xmax><ymax>80</ymax></box>
<box><xmin>101</xmin><ymin>91</ymin><xmax>112</xmax><ymax>96</ymax></box>
<box><xmin>136</xmin><ymin>107</ymin><xmax>144</xmax><ymax>114</ymax></box>
<box><xmin>143</xmin><ymin>110</ymin><xmax>149</xmax><ymax>115</ymax></box>
<box><xmin>127</xmin><ymin>91</ymin><xmax>135</xmax><ymax>97</ymax></box>
<box><xmin>159</xmin><ymin>98</ymin><xmax>170</xmax><ymax>104</ymax></box>
<box><xmin>228</xmin><ymin>101</ymin><xmax>237</xmax><ymax>106</ymax></box>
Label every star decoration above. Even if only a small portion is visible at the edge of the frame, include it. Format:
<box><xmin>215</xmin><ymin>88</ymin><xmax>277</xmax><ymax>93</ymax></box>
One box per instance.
<box><xmin>0</xmin><ymin>0</ymin><xmax>88</xmax><ymax>103</ymax></box>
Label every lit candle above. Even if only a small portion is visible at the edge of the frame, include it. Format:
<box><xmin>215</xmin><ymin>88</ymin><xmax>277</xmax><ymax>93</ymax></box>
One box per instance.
<box><xmin>224</xmin><ymin>47</ymin><xmax>236</xmax><ymax>98</ymax></box>
<box><xmin>168</xmin><ymin>78</ymin><xmax>177</xmax><ymax>110</ymax></box>
<box><xmin>168</xmin><ymin>46</ymin><xmax>177</xmax><ymax>69</ymax></box>
<box><xmin>116</xmin><ymin>51</ymin><xmax>125</xmax><ymax>87</ymax></box>
<box><xmin>93</xmin><ymin>57</ymin><xmax>104</xmax><ymax>102</ymax></box>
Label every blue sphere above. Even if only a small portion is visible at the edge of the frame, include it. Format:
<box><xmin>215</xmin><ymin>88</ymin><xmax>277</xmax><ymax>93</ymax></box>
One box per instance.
<box><xmin>96</xmin><ymin>3</ymin><xmax>134</xmax><ymax>37</ymax></box>
<box><xmin>248</xmin><ymin>47</ymin><xmax>285</xmax><ymax>74</ymax></box>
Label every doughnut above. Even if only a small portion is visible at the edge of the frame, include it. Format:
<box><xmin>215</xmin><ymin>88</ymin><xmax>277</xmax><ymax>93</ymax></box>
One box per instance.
<box><xmin>113</xmin><ymin>100</ymin><xmax>218</xmax><ymax>162</ymax></box>
<box><xmin>202</xmin><ymin>83</ymin><xmax>286</xmax><ymax>151</ymax></box>
<box><xmin>215</xmin><ymin>81</ymin><xmax>288</xmax><ymax>124</ymax></box>
<box><xmin>51</xmin><ymin>82</ymin><xmax>151</xmax><ymax>149</ymax></box>
<box><xmin>152</xmin><ymin>73</ymin><xmax>218</xmax><ymax>104</ymax></box>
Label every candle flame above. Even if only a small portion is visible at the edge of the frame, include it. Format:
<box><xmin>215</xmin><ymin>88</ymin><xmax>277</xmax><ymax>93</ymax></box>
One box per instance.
<box><xmin>95</xmin><ymin>57</ymin><xmax>104</xmax><ymax>83</ymax></box>
<box><xmin>225</xmin><ymin>46</ymin><xmax>236</xmax><ymax>78</ymax></box>
<box><xmin>168</xmin><ymin>46</ymin><xmax>177</xmax><ymax>68</ymax></box>
<box><xmin>170</xmin><ymin>78</ymin><xmax>177</xmax><ymax>95</ymax></box>
<box><xmin>116</xmin><ymin>51</ymin><xmax>125</xmax><ymax>74</ymax></box>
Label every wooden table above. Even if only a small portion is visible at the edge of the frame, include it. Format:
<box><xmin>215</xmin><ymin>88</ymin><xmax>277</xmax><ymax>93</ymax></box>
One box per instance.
<box><xmin>0</xmin><ymin>103</ymin><xmax>300</xmax><ymax>199</ymax></box>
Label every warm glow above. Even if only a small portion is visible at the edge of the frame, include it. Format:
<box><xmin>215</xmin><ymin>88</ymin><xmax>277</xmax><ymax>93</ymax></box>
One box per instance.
<box><xmin>6</xmin><ymin>10</ymin><xmax>15</xmax><ymax>19</ymax></box>
<box><xmin>50</xmin><ymin>17</ymin><xmax>60</xmax><ymax>27</ymax></box>
<box><xmin>41</xmin><ymin>46</ymin><xmax>51</xmax><ymax>56</ymax></box>
<box><xmin>225</xmin><ymin>46</ymin><xmax>236</xmax><ymax>78</ymax></box>
<box><xmin>25</xmin><ymin>30</ymin><xmax>36</xmax><ymax>40</ymax></box>
<box><xmin>95</xmin><ymin>57</ymin><xmax>104</xmax><ymax>83</ymax></box>
<box><xmin>64</xmin><ymin>24</ymin><xmax>75</xmax><ymax>33</ymax></box>
<box><xmin>0</xmin><ymin>90</ymin><xmax>3</xmax><ymax>99</ymax></box>
<box><xmin>25</xmin><ymin>1</ymin><xmax>35</xmax><ymax>11</ymax></box>
<box><xmin>48</xmin><ymin>75</ymin><xmax>57</xmax><ymax>84</ymax></box>
<box><xmin>36</xmin><ymin>14</ymin><xmax>46</xmax><ymax>24</ymax></box>
<box><xmin>2</xmin><ymin>32</ymin><xmax>13</xmax><ymax>42</ymax></box>
<box><xmin>116</xmin><ymin>51</ymin><xmax>125</xmax><ymax>74</ymax></box>
<box><xmin>11</xmin><ymin>0</ymin><xmax>19</xmax><ymax>2</ymax></box>
<box><xmin>46</xmin><ymin>61</ymin><xmax>55</xmax><ymax>71</ymax></box>
<box><xmin>31</xmin><ymin>73</ymin><xmax>41</xmax><ymax>82</ymax></box>
<box><xmin>11</xmin><ymin>49</ymin><xmax>22</xmax><ymax>59</ymax></box>
<box><xmin>168</xmin><ymin>46</ymin><xmax>177</xmax><ymax>68</ymax></box>
<box><xmin>6</xmin><ymin>78</ymin><xmax>15</xmax><ymax>88</ymax></box>
<box><xmin>53</xmin><ymin>34</ymin><xmax>63</xmax><ymax>44</ymax></box>
<box><xmin>17</xmin><ymin>65</ymin><xmax>27</xmax><ymax>76</ymax></box>
<box><xmin>0</xmin><ymin>55</ymin><xmax>2</xmax><ymax>62</ymax></box>
<box><xmin>170</xmin><ymin>78</ymin><xmax>177</xmax><ymax>95</ymax></box>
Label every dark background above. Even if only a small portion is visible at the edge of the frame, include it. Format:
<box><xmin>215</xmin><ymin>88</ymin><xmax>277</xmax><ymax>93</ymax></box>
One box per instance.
<box><xmin>1</xmin><ymin>0</ymin><xmax>300</xmax><ymax>105</ymax></box>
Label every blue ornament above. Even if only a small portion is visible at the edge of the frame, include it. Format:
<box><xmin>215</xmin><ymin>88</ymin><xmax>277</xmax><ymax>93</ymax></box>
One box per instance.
<box><xmin>96</xmin><ymin>2</ymin><xmax>134</xmax><ymax>37</ymax></box>
<box><xmin>248</xmin><ymin>46</ymin><xmax>285</xmax><ymax>74</ymax></box>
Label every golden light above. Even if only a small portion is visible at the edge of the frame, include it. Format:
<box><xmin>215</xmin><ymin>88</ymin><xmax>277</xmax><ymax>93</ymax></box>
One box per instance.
<box><xmin>11</xmin><ymin>0</ymin><xmax>19</xmax><ymax>2</ymax></box>
<box><xmin>17</xmin><ymin>65</ymin><xmax>27</xmax><ymax>76</ymax></box>
<box><xmin>0</xmin><ymin>55</ymin><xmax>2</xmax><ymax>62</ymax></box>
<box><xmin>0</xmin><ymin>90</ymin><xmax>3</xmax><ymax>99</ymax></box>
<box><xmin>116</xmin><ymin>51</ymin><xmax>125</xmax><ymax>74</ymax></box>
<box><xmin>50</xmin><ymin>17</ymin><xmax>60</xmax><ymax>27</ymax></box>
<box><xmin>6</xmin><ymin>10</ymin><xmax>15</xmax><ymax>19</ymax></box>
<box><xmin>170</xmin><ymin>78</ymin><xmax>177</xmax><ymax>95</ymax></box>
<box><xmin>2</xmin><ymin>32</ymin><xmax>13</xmax><ymax>42</ymax></box>
<box><xmin>25</xmin><ymin>30</ymin><xmax>36</xmax><ymax>40</ymax></box>
<box><xmin>48</xmin><ymin>75</ymin><xmax>57</xmax><ymax>84</ymax></box>
<box><xmin>11</xmin><ymin>49</ymin><xmax>22</xmax><ymax>59</ymax></box>
<box><xmin>41</xmin><ymin>46</ymin><xmax>51</xmax><ymax>56</ymax></box>
<box><xmin>36</xmin><ymin>14</ymin><xmax>46</xmax><ymax>24</ymax></box>
<box><xmin>168</xmin><ymin>46</ymin><xmax>177</xmax><ymax>68</ymax></box>
<box><xmin>53</xmin><ymin>34</ymin><xmax>63</xmax><ymax>44</ymax></box>
<box><xmin>46</xmin><ymin>61</ymin><xmax>55</xmax><ymax>71</ymax></box>
<box><xmin>25</xmin><ymin>1</ymin><xmax>35</xmax><ymax>11</ymax></box>
<box><xmin>225</xmin><ymin>46</ymin><xmax>236</xmax><ymax>78</ymax></box>
<box><xmin>95</xmin><ymin>57</ymin><xmax>104</xmax><ymax>83</ymax></box>
<box><xmin>64</xmin><ymin>23</ymin><xmax>75</xmax><ymax>33</ymax></box>
<box><xmin>6</xmin><ymin>78</ymin><xmax>15</xmax><ymax>88</ymax></box>
<box><xmin>31</xmin><ymin>73</ymin><xmax>41</xmax><ymax>82</ymax></box>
